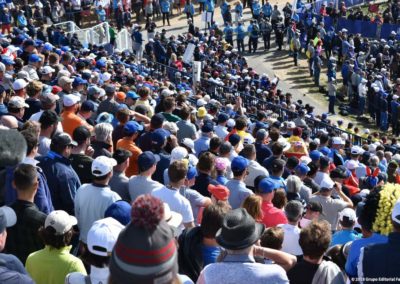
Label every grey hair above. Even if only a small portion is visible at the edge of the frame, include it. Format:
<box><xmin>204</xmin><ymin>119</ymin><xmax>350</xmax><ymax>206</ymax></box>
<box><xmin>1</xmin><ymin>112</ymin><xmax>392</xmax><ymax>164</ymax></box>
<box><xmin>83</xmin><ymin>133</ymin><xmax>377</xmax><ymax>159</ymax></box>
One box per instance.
<box><xmin>286</xmin><ymin>175</ymin><xmax>302</xmax><ymax>194</ymax></box>
<box><xmin>94</xmin><ymin>123</ymin><xmax>113</xmax><ymax>143</ymax></box>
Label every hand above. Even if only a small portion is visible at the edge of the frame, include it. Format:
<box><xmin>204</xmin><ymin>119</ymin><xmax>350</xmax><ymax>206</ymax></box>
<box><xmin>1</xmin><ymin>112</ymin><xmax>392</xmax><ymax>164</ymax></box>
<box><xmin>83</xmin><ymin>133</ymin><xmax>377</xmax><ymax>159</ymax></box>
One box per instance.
<box><xmin>85</xmin><ymin>146</ymin><xmax>95</xmax><ymax>157</ymax></box>
<box><xmin>334</xmin><ymin>182</ymin><xmax>342</xmax><ymax>192</ymax></box>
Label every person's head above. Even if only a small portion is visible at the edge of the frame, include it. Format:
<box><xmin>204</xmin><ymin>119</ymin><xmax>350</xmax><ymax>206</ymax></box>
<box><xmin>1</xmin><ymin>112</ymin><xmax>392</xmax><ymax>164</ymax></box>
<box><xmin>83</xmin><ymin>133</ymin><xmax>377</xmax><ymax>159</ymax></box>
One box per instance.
<box><xmin>72</xmin><ymin>126</ymin><xmax>91</xmax><ymax>149</ymax></box>
<box><xmin>0</xmin><ymin>129</ymin><xmax>27</xmax><ymax>167</ymax></box>
<box><xmin>39</xmin><ymin>210</ymin><xmax>77</xmax><ymax>249</ymax></box>
<box><xmin>50</xmin><ymin>132</ymin><xmax>77</xmax><ymax>158</ymax></box>
<box><xmin>163</xmin><ymin>96</ymin><xmax>175</xmax><ymax>112</ymax></box>
<box><xmin>271</xmin><ymin>142</ymin><xmax>284</xmax><ymax>156</ymax></box>
<box><xmin>231</xmin><ymin>156</ymin><xmax>249</xmax><ymax>179</ymax></box>
<box><xmin>94</xmin><ymin>123</ymin><xmax>114</xmax><ymax>144</ymax></box>
<box><xmin>284</xmin><ymin>200</ymin><xmax>304</xmax><ymax>224</ymax></box>
<box><xmin>197</xmin><ymin>151</ymin><xmax>215</xmax><ymax>174</ymax></box>
<box><xmin>271</xmin><ymin>158</ymin><xmax>285</xmax><ymax>177</ymax></box>
<box><xmin>209</xmin><ymin>137</ymin><xmax>222</xmax><ymax>154</ymax></box>
<box><xmin>201</xmin><ymin>202</ymin><xmax>231</xmax><ymax>239</ymax></box>
<box><xmin>235</xmin><ymin>116</ymin><xmax>247</xmax><ymax>131</ymax></box>
<box><xmin>219</xmin><ymin>141</ymin><xmax>232</xmax><ymax>158</ymax></box>
<box><xmin>109</xmin><ymin>195</ymin><xmax>179</xmax><ymax>283</ymax></box>
<box><xmin>12</xmin><ymin>163</ymin><xmax>38</xmax><ymax>197</ymax></box>
<box><xmin>0</xmin><ymin>206</ymin><xmax>16</xmax><ymax>251</ymax></box>
<box><xmin>112</xmin><ymin>149</ymin><xmax>132</xmax><ymax>173</ymax></box>
<box><xmin>303</xmin><ymin>201</ymin><xmax>323</xmax><ymax>222</ymax></box>
<box><xmin>39</xmin><ymin>110</ymin><xmax>59</xmax><ymax>136</ymax></box>
<box><xmin>7</xmin><ymin>96</ymin><xmax>29</xmax><ymax>119</ymax></box>
<box><xmin>272</xmin><ymin>188</ymin><xmax>287</xmax><ymax>209</ymax></box>
<box><xmin>138</xmin><ymin>151</ymin><xmax>159</xmax><ymax>175</ymax></box>
<box><xmin>150</xmin><ymin>113</ymin><xmax>165</xmax><ymax>130</ymax></box>
<box><xmin>260</xmin><ymin>226</ymin><xmax>284</xmax><ymax>250</ymax></box>
<box><xmin>58</xmin><ymin>76</ymin><xmax>73</xmax><ymax>92</ymax></box>
<box><xmin>82</xmin><ymin>217</ymin><xmax>124</xmax><ymax>268</ymax></box>
<box><xmin>26</xmin><ymin>80</ymin><xmax>43</xmax><ymax>98</ymax></box>
<box><xmin>123</xmin><ymin>121</ymin><xmax>143</xmax><ymax>141</ymax></box>
<box><xmin>286</xmin><ymin>175</ymin><xmax>302</xmax><ymax>194</ymax></box>
<box><xmin>92</xmin><ymin>156</ymin><xmax>117</xmax><ymax>182</ymax></box>
<box><xmin>168</xmin><ymin>160</ymin><xmax>188</xmax><ymax>186</ymax></box>
<box><xmin>299</xmin><ymin>220</ymin><xmax>331</xmax><ymax>261</ymax></box>
<box><xmin>338</xmin><ymin>208</ymin><xmax>356</xmax><ymax>229</ymax></box>
<box><xmin>295</xmin><ymin>163</ymin><xmax>310</xmax><ymax>180</ymax></box>
<box><xmin>138</xmin><ymin>86</ymin><xmax>151</xmax><ymax>100</ymax></box>
<box><xmin>216</xmin><ymin>208</ymin><xmax>265</xmax><ymax>254</ymax></box>
<box><xmin>240</xmin><ymin>144</ymin><xmax>256</xmax><ymax>161</ymax></box>
<box><xmin>242</xmin><ymin>195</ymin><xmax>263</xmax><ymax>221</ymax></box>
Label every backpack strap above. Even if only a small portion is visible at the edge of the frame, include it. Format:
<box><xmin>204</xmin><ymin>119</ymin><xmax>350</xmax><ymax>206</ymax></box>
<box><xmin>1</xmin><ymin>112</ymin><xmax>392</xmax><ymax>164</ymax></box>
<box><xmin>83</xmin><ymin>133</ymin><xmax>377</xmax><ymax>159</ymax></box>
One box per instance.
<box><xmin>84</xmin><ymin>275</ymin><xmax>92</xmax><ymax>284</ymax></box>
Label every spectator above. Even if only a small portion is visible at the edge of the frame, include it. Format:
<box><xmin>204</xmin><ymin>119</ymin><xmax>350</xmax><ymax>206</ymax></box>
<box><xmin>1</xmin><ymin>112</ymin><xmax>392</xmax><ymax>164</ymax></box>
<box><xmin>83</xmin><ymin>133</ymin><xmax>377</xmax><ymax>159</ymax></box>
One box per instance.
<box><xmin>92</xmin><ymin>122</ymin><xmax>114</xmax><ymax>158</ymax></box>
<box><xmin>226</xmin><ymin>156</ymin><xmax>253</xmax><ymax>209</ymax></box>
<box><xmin>331</xmin><ymin>208</ymin><xmax>361</xmax><ymax>247</ymax></box>
<box><xmin>109</xmin><ymin>149</ymin><xmax>132</xmax><ymax>201</ymax></box>
<box><xmin>279</xmin><ymin>200</ymin><xmax>303</xmax><ymax>257</ymax></box>
<box><xmin>70</xmin><ymin>126</ymin><xmax>94</xmax><ymax>184</ymax></box>
<box><xmin>74</xmin><ymin>156</ymin><xmax>121</xmax><ymax>244</ymax></box>
<box><xmin>25</xmin><ymin>210</ymin><xmax>86</xmax><ymax>283</ymax></box>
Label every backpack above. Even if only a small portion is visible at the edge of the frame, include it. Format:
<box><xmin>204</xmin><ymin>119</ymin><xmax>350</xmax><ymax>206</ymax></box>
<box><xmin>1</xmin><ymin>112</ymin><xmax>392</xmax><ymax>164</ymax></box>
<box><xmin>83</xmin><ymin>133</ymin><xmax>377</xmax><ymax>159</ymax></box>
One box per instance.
<box><xmin>251</xmin><ymin>24</ymin><xmax>260</xmax><ymax>37</ymax></box>
<box><xmin>365</xmin><ymin>167</ymin><xmax>380</xmax><ymax>189</ymax></box>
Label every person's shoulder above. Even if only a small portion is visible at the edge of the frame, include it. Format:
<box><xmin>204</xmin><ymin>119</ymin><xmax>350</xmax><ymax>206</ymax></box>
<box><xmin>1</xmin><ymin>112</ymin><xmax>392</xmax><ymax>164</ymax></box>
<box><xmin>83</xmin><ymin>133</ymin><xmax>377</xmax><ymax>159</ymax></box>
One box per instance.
<box><xmin>0</xmin><ymin>266</ymin><xmax>34</xmax><ymax>284</ymax></box>
<box><xmin>65</xmin><ymin>272</ymin><xmax>86</xmax><ymax>284</ymax></box>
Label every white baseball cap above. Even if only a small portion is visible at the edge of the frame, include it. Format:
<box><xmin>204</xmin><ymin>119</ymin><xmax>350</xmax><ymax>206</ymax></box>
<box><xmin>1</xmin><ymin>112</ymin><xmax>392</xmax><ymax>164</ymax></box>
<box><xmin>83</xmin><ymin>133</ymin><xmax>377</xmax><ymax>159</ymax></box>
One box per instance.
<box><xmin>12</xmin><ymin>79</ymin><xmax>28</xmax><ymax>90</ymax></box>
<box><xmin>351</xmin><ymin>145</ymin><xmax>364</xmax><ymax>155</ymax></box>
<box><xmin>197</xmin><ymin>98</ymin><xmax>207</xmax><ymax>107</ymax></box>
<box><xmin>392</xmin><ymin>199</ymin><xmax>400</xmax><ymax>225</ymax></box>
<box><xmin>170</xmin><ymin>146</ymin><xmax>188</xmax><ymax>163</ymax></box>
<box><xmin>91</xmin><ymin>156</ymin><xmax>117</xmax><ymax>176</ymax></box>
<box><xmin>320</xmin><ymin>178</ymin><xmax>335</xmax><ymax>189</ymax></box>
<box><xmin>45</xmin><ymin>210</ymin><xmax>77</xmax><ymax>235</ymax></box>
<box><xmin>332</xmin><ymin>136</ymin><xmax>345</xmax><ymax>145</ymax></box>
<box><xmin>8</xmin><ymin>96</ymin><xmax>29</xmax><ymax>109</ymax></box>
<box><xmin>346</xmin><ymin>159</ymin><xmax>359</xmax><ymax>170</ymax></box>
<box><xmin>87</xmin><ymin>217</ymin><xmax>124</xmax><ymax>257</ymax></box>
<box><xmin>101</xmin><ymin>72</ymin><xmax>112</xmax><ymax>82</ymax></box>
<box><xmin>339</xmin><ymin>208</ymin><xmax>357</xmax><ymax>222</ymax></box>
<box><xmin>40</xmin><ymin>66</ymin><xmax>56</xmax><ymax>75</ymax></box>
<box><xmin>63</xmin><ymin>94</ymin><xmax>80</xmax><ymax>107</ymax></box>
<box><xmin>164</xmin><ymin>203</ymin><xmax>183</xmax><ymax>229</ymax></box>
<box><xmin>182</xmin><ymin>138</ymin><xmax>195</xmax><ymax>154</ymax></box>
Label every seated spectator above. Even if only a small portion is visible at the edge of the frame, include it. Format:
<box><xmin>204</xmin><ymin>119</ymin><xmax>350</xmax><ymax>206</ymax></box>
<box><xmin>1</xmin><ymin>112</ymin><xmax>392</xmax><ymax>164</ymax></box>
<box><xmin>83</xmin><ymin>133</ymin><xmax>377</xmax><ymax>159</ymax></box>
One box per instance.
<box><xmin>109</xmin><ymin>149</ymin><xmax>132</xmax><ymax>201</ymax></box>
<box><xmin>279</xmin><ymin>200</ymin><xmax>304</xmax><ymax>257</ymax></box>
<box><xmin>92</xmin><ymin>123</ymin><xmax>114</xmax><ymax>158</ymax></box>
<box><xmin>242</xmin><ymin>144</ymin><xmax>269</xmax><ymax>190</ymax></box>
<box><xmin>25</xmin><ymin>210</ymin><xmax>86</xmax><ymax>283</ymax></box>
<box><xmin>242</xmin><ymin>194</ymin><xmax>263</xmax><ymax>222</ymax></box>
<box><xmin>70</xmin><ymin>126</ymin><xmax>94</xmax><ymax>184</ymax></box>
<box><xmin>226</xmin><ymin>156</ymin><xmax>253</xmax><ymax>209</ymax></box>
<box><xmin>193</xmin><ymin>152</ymin><xmax>219</xmax><ymax>197</ymax></box>
<box><xmin>287</xmin><ymin>220</ymin><xmax>345</xmax><ymax>284</ymax></box>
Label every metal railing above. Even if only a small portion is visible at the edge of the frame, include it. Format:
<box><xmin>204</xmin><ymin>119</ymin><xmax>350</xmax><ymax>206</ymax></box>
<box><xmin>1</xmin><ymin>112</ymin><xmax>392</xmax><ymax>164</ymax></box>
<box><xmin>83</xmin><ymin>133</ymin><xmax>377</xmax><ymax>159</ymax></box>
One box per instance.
<box><xmin>115</xmin><ymin>28</ymin><xmax>132</xmax><ymax>51</ymax></box>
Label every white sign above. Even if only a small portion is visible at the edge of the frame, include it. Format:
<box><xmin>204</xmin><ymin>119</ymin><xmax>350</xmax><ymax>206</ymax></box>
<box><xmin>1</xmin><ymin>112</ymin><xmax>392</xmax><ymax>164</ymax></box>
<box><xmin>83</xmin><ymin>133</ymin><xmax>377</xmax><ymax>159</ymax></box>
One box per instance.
<box><xmin>193</xmin><ymin>61</ymin><xmax>202</xmax><ymax>83</ymax></box>
<box><xmin>182</xmin><ymin>43</ymin><xmax>195</xmax><ymax>64</ymax></box>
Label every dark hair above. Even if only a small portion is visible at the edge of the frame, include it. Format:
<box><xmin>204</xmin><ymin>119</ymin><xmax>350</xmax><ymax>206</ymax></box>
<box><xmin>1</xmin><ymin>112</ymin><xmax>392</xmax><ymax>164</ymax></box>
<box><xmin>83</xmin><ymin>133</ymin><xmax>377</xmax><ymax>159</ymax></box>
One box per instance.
<box><xmin>254</xmin><ymin>175</ymin><xmax>268</xmax><ymax>194</ymax></box>
<box><xmin>80</xmin><ymin>243</ymin><xmax>110</xmax><ymax>268</ymax></box>
<box><xmin>271</xmin><ymin>142</ymin><xmax>284</xmax><ymax>156</ymax></box>
<box><xmin>163</xmin><ymin>97</ymin><xmax>175</xmax><ymax>111</ymax></box>
<box><xmin>260</xmin><ymin>227</ymin><xmax>284</xmax><ymax>250</ymax></box>
<box><xmin>272</xmin><ymin>188</ymin><xmax>287</xmax><ymax>209</ymax></box>
<box><xmin>235</xmin><ymin>117</ymin><xmax>247</xmax><ymax>130</ymax></box>
<box><xmin>209</xmin><ymin>137</ymin><xmax>222</xmax><ymax>152</ymax></box>
<box><xmin>269</xmin><ymin>129</ymin><xmax>280</xmax><ymax>142</ymax></box>
<box><xmin>168</xmin><ymin>161</ymin><xmax>188</xmax><ymax>183</ymax></box>
<box><xmin>232</xmin><ymin>168</ymin><xmax>246</xmax><ymax>177</ymax></box>
<box><xmin>20</xmin><ymin>129</ymin><xmax>38</xmax><ymax>156</ymax></box>
<box><xmin>201</xmin><ymin>203</ymin><xmax>230</xmax><ymax>238</ymax></box>
<box><xmin>13</xmin><ymin>164</ymin><xmax>37</xmax><ymax>192</ymax></box>
<box><xmin>116</xmin><ymin>108</ymin><xmax>130</xmax><ymax>124</ymax></box>
<box><xmin>38</xmin><ymin>226</ymin><xmax>74</xmax><ymax>249</ymax></box>
<box><xmin>197</xmin><ymin>152</ymin><xmax>215</xmax><ymax>173</ymax></box>
<box><xmin>50</xmin><ymin>142</ymin><xmax>67</xmax><ymax>154</ymax></box>
<box><xmin>240</xmin><ymin>144</ymin><xmax>256</xmax><ymax>160</ymax></box>
<box><xmin>299</xmin><ymin>220</ymin><xmax>331</xmax><ymax>259</ymax></box>
<box><xmin>180</xmin><ymin>106</ymin><xmax>191</xmax><ymax>120</ymax></box>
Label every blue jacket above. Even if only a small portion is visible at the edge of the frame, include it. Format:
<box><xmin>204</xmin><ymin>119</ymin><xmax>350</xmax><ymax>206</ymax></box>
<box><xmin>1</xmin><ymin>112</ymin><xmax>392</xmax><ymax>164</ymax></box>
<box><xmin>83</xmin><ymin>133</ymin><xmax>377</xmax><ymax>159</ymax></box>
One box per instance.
<box><xmin>221</xmin><ymin>2</ymin><xmax>229</xmax><ymax>15</ymax></box>
<box><xmin>252</xmin><ymin>2</ymin><xmax>261</xmax><ymax>15</ymax></box>
<box><xmin>205</xmin><ymin>0</ymin><xmax>215</xmax><ymax>12</ymax></box>
<box><xmin>5</xmin><ymin>162</ymin><xmax>54</xmax><ymax>215</ymax></box>
<box><xmin>235</xmin><ymin>3</ymin><xmax>243</xmax><ymax>16</ymax></box>
<box><xmin>161</xmin><ymin>0</ymin><xmax>170</xmax><ymax>13</ymax></box>
<box><xmin>183</xmin><ymin>3</ymin><xmax>195</xmax><ymax>15</ymax></box>
<box><xmin>262</xmin><ymin>3</ymin><xmax>272</xmax><ymax>16</ymax></box>
<box><xmin>0</xmin><ymin>13</ymin><xmax>11</xmax><ymax>24</ymax></box>
<box><xmin>236</xmin><ymin>25</ymin><xmax>246</xmax><ymax>40</ymax></box>
<box><xmin>132</xmin><ymin>30</ymin><xmax>143</xmax><ymax>44</ymax></box>
<box><xmin>224</xmin><ymin>26</ymin><xmax>234</xmax><ymax>40</ymax></box>
<box><xmin>37</xmin><ymin>151</ymin><xmax>81</xmax><ymax>215</ymax></box>
<box><xmin>153</xmin><ymin>40</ymin><xmax>167</xmax><ymax>61</ymax></box>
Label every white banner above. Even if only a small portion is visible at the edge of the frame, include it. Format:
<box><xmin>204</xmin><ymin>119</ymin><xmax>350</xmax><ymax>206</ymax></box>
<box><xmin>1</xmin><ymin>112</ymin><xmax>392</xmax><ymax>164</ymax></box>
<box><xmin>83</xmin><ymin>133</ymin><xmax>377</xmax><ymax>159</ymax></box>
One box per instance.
<box><xmin>193</xmin><ymin>61</ymin><xmax>202</xmax><ymax>83</ymax></box>
<box><xmin>182</xmin><ymin>43</ymin><xmax>195</xmax><ymax>64</ymax></box>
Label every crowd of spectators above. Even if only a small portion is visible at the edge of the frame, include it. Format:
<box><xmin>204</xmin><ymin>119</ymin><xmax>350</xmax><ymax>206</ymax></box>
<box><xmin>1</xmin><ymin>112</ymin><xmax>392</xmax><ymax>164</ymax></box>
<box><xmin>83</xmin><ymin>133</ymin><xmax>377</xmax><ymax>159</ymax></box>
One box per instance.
<box><xmin>0</xmin><ymin>0</ymin><xmax>399</xmax><ymax>284</ymax></box>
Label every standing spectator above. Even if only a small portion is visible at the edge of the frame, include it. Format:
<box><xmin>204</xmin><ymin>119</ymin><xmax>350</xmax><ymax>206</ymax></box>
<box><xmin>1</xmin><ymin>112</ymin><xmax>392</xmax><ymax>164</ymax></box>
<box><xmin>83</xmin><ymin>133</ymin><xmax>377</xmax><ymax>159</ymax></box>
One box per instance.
<box><xmin>6</xmin><ymin>164</ymin><xmax>47</xmax><ymax>264</ymax></box>
<box><xmin>257</xmin><ymin>177</ymin><xmax>288</xmax><ymax>228</ymax></box>
<box><xmin>226</xmin><ymin>156</ymin><xmax>253</xmax><ymax>209</ymax></box>
<box><xmin>194</xmin><ymin>121</ymin><xmax>214</xmax><ymax>156</ymax></box>
<box><xmin>37</xmin><ymin>110</ymin><xmax>60</xmax><ymax>157</ymax></box>
<box><xmin>183</xmin><ymin>0</ymin><xmax>194</xmax><ymax>22</ymax></box>
<box><xmin>66</xmin><ymin>217</ymin><xmax>124</xmax><ymax>284</ymax></box>
<box><xmin>38</xmin><ymin>133</ymin><xmax>81</xmax><ymax>215</ymax></box>
<box><xmin>92</xmin><ymin>123</ymin><xmax>113</xmax><ymax>158</ymax></box>
<box><xmin>331</xmin><ymin>208</ymin><xmax>361</xmax><ymax>247</ymax></box>
<box><xmin>61</xmin><ymin>94</ymin><xmax>93</xmax><ymax>137</ymax></box>
<box><xmin>109</xmin><ymin>149</ymin><xmax>132</xmax><ymax>201</ymax></box>
<box><xmin>74</xmin><ymin>156</ymin><xmax>121</xmax><ymax>245</ymax></box>
<box><xmin>235</xmin><ymin>22</ymin><xmax>246</xmax><ymax>53</ymax></box>
<box><xmin>0</xmin><ymin>8</ymin><xmax>12</xmax><ymax>35</ymax></box>
<box><xmin>160</xmin><ymin>0</ymin><xmax>171</xmax><ymax>26</ymax></box>
<box><xmin>116</xmin><ymin>121</ymin><xmax>143</xmax><ymax>177</ymax></box>
<box><xmin>0</xmin><ymin>206</ymin><xmax>34</xmax><ymax>282</ymax></box>
<box><xmin>328</xmin><ymin>78</ymin><xmax>337</xmax><ymax>114</ymax></box>
<box><xmin>279</xmin><ymin>200</ymin><xmax>303</xmax><ymax>257</ymax></box>
<box><xmin>25</xmin><ymin>210</ymin><xmax>86</xmax><ymax>283</ymax></box>
<box><xmin>287</xmin><ymin>221</ymin><xmax>345</xmax><ymax>284</ymax></box>
<box><xmin>242</xmin><ymin>144</ymin><xmax>269</xmax><ymax>189</ymax></box>
<box><xmin>70</xmin><ymin>126</ymin><xmax>94</xmax><ymax>185</ymax></box>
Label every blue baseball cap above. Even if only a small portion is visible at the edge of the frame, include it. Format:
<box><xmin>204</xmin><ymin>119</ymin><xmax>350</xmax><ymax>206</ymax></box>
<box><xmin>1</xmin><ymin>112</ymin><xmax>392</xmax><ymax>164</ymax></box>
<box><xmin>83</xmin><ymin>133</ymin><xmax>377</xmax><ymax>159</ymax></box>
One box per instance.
<box><xmin>187</xmin><ymin>166</ymin><xmax>197</xmax><ymax>180</ymax></box>
<box><xmin>2</xmin><ymin>56</ymin><xmax>14</xmax><ymax>65</ymax></box>
<box><xmin>295</xmin><ymin>163</ymin><xmax>310</xmax><ymax>175</ymax></box>
<box><xmin>217</xmin><ymin>113</ymin><xmax>229</xmax><ymax>123</ymax></box>
<box><xmin>104</xmin><ymin>200</ymin><xmax>131</xmax><ymax>226</ymax></box>
<box><xmin>43</xmin><ymin>42</ymin><xmax>54</xmax><ymax>52</ymax></box>
<box><xmin>127</xmin><ymin>91</ymin><xmax>139</xmax><ymax>99</ymax></box>
<box><xmin>29</xmin><ymin>54</ymin><xmax>42</xmax><ymax>63</ymax></box>
<box><xmin>81</xmin><ymin>100</ymin><xmax>95</xmax><ymax>112</ymax></box>
<box><xmin>320</xmin><ymin>146</ymin><xmax>331</xmax><ymax>156</ymax></box>
<box><xmin>124</xmin><ymin>121</ymin><xmax>143</xmax><ymax>135</ymax></box>
<box><xmin>73</xmin><ymin>77</ymin><xmax>88</xmax><ymax>87</ymax></box>
<box><xmin>231</xmin><ymin>156</ymin><xmax>249</xmax><ymax>172</ymax></box>
<box><xmin>310</xmin><ymin>150</ymin><xmax>322</xmax><ymax>161</ymax></box>
<box><xmin>61</xmin><ymin>46</ymin><xmax>71</xmax><ymax>52</ymax></box>
<box><xmin>34</xmin><ymin>39</ymin><xmax>44</xmax><ymax>47</ymax></box>
<box><xmin>151</xmin><ymin>128</ymin><xmax>170</xmax><ymax>148</ymax></box>
<box><xmin>138</xmin><ymin>151</ymin><xmax>159</xmax><ymax>172</ymax></box>
<box><xmin>258</xmin><ymin>177</ymin><xmax>276</xmax><ymax>194</ymax></box>
<box><xmin>255</xmin><ymin>121</ymin><xmax>269</xmax><ymax>129</ymax></box>
<box><xmin>201</xmin><ymin>121</ymin><xmax>214</xmax><ymax>133</ymax></box>
<box><xmin>96</xmin><ymin>59</ymin><xmax>107</xmax><ymax>68</ymax></box>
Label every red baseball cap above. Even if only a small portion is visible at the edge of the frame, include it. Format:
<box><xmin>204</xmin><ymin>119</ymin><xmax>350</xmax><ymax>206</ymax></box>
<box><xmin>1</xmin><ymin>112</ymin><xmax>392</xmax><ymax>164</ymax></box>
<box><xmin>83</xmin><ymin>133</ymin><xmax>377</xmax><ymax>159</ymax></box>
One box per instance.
<box><xmin>208</xmin><ymin>184</ymin><xmax>230</xmax><ymax>201</ymax></box>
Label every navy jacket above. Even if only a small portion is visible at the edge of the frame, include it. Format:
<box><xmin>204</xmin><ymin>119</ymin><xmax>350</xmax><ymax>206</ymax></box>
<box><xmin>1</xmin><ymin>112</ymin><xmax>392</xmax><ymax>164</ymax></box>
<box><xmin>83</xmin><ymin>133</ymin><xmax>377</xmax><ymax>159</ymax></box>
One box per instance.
<box><xmin>37</xmin><ymin>151</ymin><xmax>81</xmax><ymax>215</ymax></box>
<box><xmin>362</xmin><ymin>232</ymin><xmax>400</xmax><ymax>279</ymax></box>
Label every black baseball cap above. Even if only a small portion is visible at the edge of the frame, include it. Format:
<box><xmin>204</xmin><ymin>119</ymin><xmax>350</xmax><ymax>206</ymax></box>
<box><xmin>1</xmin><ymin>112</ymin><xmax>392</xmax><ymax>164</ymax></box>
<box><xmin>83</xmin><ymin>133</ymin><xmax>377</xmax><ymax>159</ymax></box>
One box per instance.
<box><xmin>113</xmin><ymin>149</ymin><xmax>132</xmax><ymax>165</ymax></box>
<box><xmin>271</xmin><ymin>159</ymin><xmax>286</xmax><ymax>172</ymax></box>
<box><xmin>330</xmin><ymin>165</ymin><xmax>350</xmax><ymax>179</ymax></box>
<box><xmin>150</xmin><ymin>113</ymin><xmax>165</xmax><ymax>128</ymax></box>
<box><xmin>73</xmin><ymin>126</ymin><xmax>91</xmax><ymax>144</ymax></box>
<box><xmin>51</xmin><ymin>133</ymin><xmax>77</xmax><ymax>147</ymax></box>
